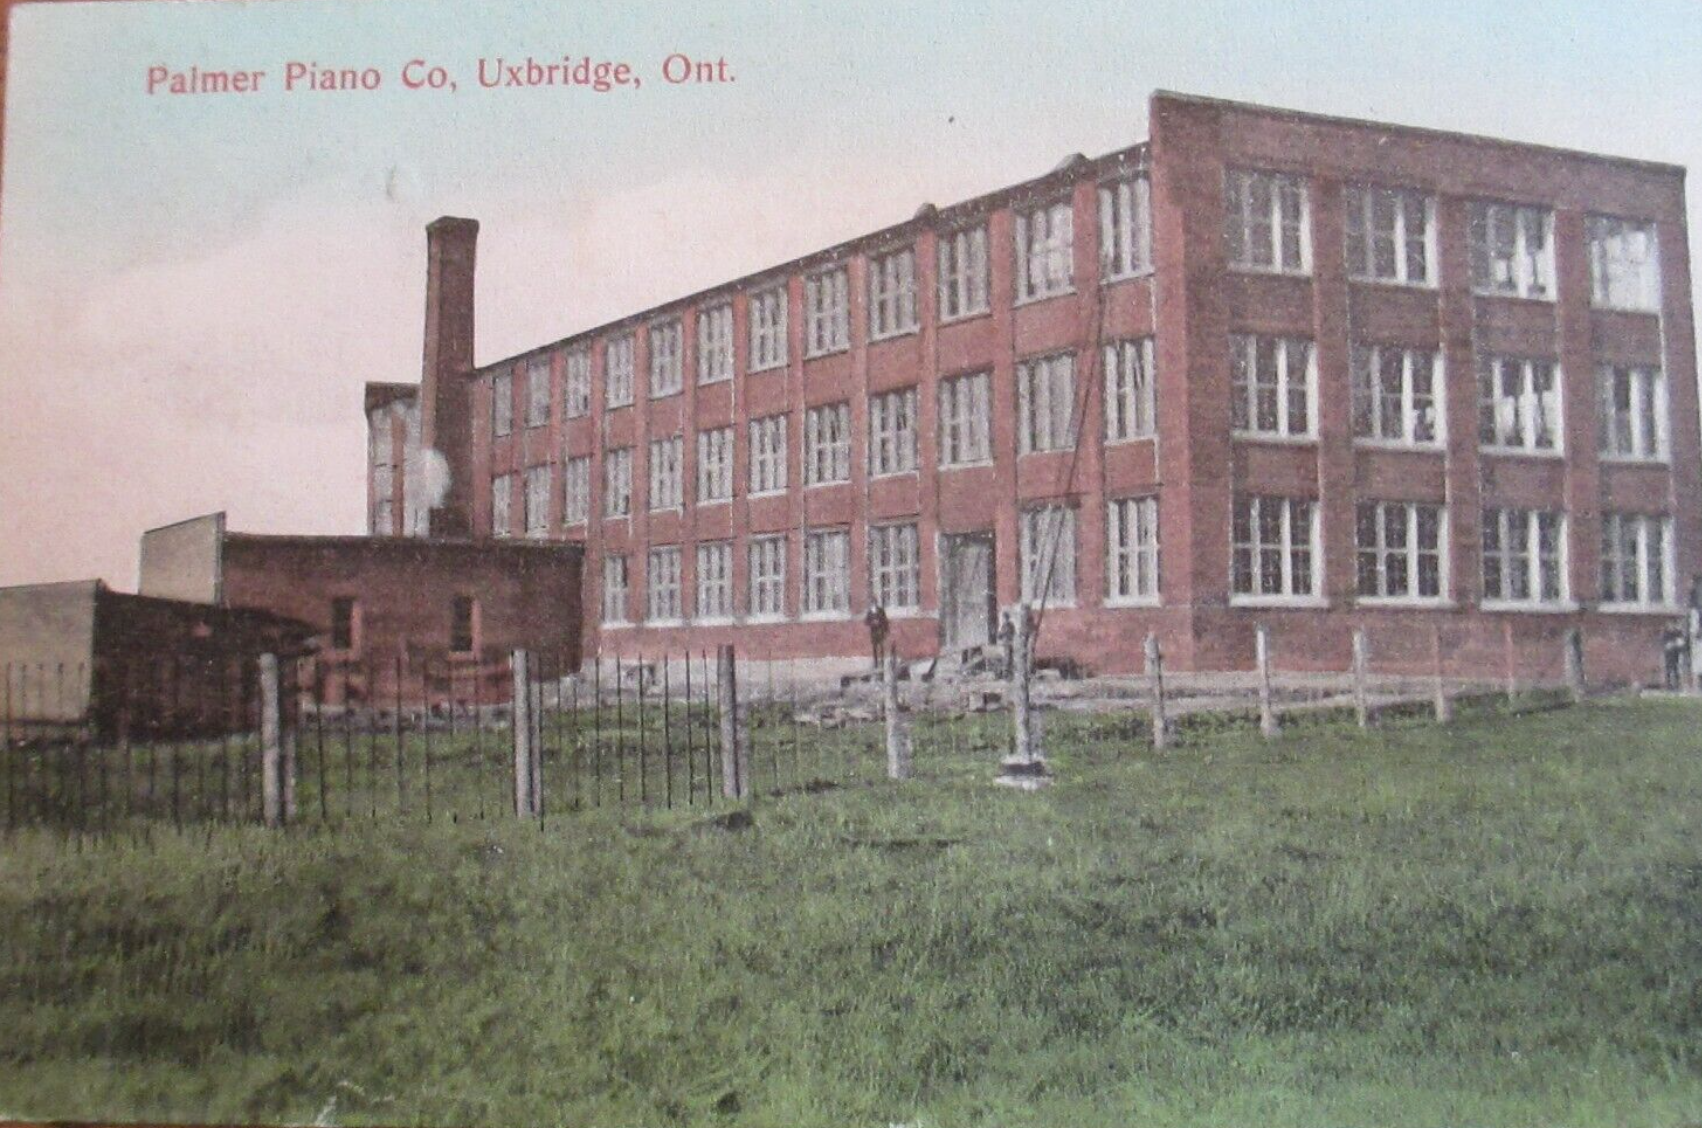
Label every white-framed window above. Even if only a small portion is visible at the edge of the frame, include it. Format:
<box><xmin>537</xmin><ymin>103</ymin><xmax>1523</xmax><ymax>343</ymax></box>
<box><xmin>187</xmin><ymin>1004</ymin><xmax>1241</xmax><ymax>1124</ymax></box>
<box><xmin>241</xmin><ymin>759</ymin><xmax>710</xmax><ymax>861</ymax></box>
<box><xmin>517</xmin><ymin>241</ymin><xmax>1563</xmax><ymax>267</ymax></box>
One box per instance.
<box><xmin>601</xmin><ymin>554</ymin><xmax>629</xmax><ymax>624</ymax></box>
<box><xmin>605</xmin><ymin>334</ymin><xmax>635</xmax><ymax>408</ymax></box>
<box><xmin>1469</xmin><ymin>201</ymin><xmax>1554</xmax><ymax>300</ymax></box>
<box><xmin>564</xmin><ymin>347</ymin><xmax>592</xmax><ymax>417</ymax></box>
<box><xmin>1020</xmin><ymin>504</ymin><xmax>1077</xmax><ymax>605</ymax></box>
<box><xmin>1106</xmin><ymin>496</ymin><xmax>1159</xmax><ymax>604</ymax></box>
<box><xmin>1478</xmin><ymin>355</ymin><xmax>1561</xmax><ymax>453</ymax></box>
<box><xmin>1481</xmin><ymin>508</ymin><xmax>1567</xmax><ymax>606</ymax></box>
<box><xmin>1600</xmin><ymin>513</ymin><xmax>1672</xmax><ymax>608</ymax></box>
<box><xmin>648</xmin><ymin>435</ymin><xmax>684</xmax><ymax>512</ymax></box>
<box><xmin>1344</xmin><ymin>184</ymin><xmax>1435</xmax><ymax>286</ymax></box>
<box><xmin>1015</xmin><ymin>199</ymin><xmax>1075</xmax><ymax>302</ymax></box>
<box><xmin>748</xmin><ymin>534</ymin><xmax>788</xmax><ymax>619</ymax></box>
<box><xmin>562</xmin><ymin>455</ymin><xmax>591</xmax><ymax>525</ymax></box>
<box><xmin>1230</xmin><ymin>334</ymin><xmax>1315</xmax><ymax>439</ymax></box>
<box><xmin>805</xmin><ymin>267</ymin><xmax>850</xmax><ymax>357</ymax></box>
<box><xmin>869</xmin><ymin>387</ymin><xmax>919</xmax><ymax>477</ymax></box>
<box><xmin>1355</xmin><ymin>501</ymin><xmax>1445</xmax><ymax>601</ymax></box>
<box><xmin>748</xmin><ymin>285</ymin><xmax>788</xmax><ymax>372</ymax></box>
<box><xmin>1017</xmin><ymin>352</ymin><xmax>1077</xmax><ymax>454</ymax></box>
<box><xmin>603</xmin><ymin>447</ymin><xmax>632</xmax><ymax>518</ymax></box>
<box><xmin>696</xmin><ymin>541</ymin><xmax>734</xmax><ymax>620</ymax></box>
<box><xmin>697</xmin><ymin>426</ymin><xmax>734</xmax><ymax>504</ymax></box>
<box><xmin>804</xmin><ymin>528</ymin><xmax>852</xmax><ymax>616</ymax></box>
<box><xmin>749</xmin><ymin>414</ymin><xmax>788</xmax><ymax>495</ymax></box>
<box><xmin>525</xmin><ymin>355</ymin><xmax>552</xmax><ymax>428</ymax></box>
<box><xmin>869</xmin><ymin>246</ymin><xmax>918</xmax><ymax>340</ymax></box>
<box><xmin>939</xmin><ymin>371</ymin><xmax>991</xmax><ymax>467</ymax></box>
<box><xmin>1588</xmin><ymin>216</ymin><xmax>1660</xmax><ymax>312</ymax></box>
<box><xmin>1104</xmin><ymin>338</ymin><xmax>1156</xmax><ymax>443</ymax></box>
<box><xmin>1098</xmin><ymin>176</ymin><xmax>1152</xmax><ymax>280</ymax></box>
<box><xmin>1598</xmin><ymin>365</ymin><xmax>1667</xmax><ymax>461</ymax></box>
<box><xmin>1225</xmin><ymin>169</ymin><xmax>1309</xmax><ymax>274</ymax></box>
<box><xmin>649</xmin><ymin>319</ymin><xmax>683</xmax><ymax>398</ymax></box>
<box><xmin>804</xmin><ymin>402</ymin><xmax>852</xmax><ymax>486</ymax></box>
<box><xmin>1352</xmin><ymin>344</ymin><xmax>1442</xmax><ymax>446</ymax></box>
<box><xmin>697</xmin><ymin>303</ymin><xmax>734</xmax><ymax>385</ymax></box>
<box><xmin>869</xmin><ymin>522</ymin><xmax>921</xmax><ymax>610</ymax></box>
<box><xmin>938</xmin><ymin>225</ymin><xmax>990</xmax><ymax>321</ymax></box>
<box><xmin>490</xmin><ymin>473</ymin><xmax>515</xmax><ymax>538</ymax></box>
<box><xmin>1231</xmin><ymin>495</ymin><xmax>1318</xmax><ymax>600</ymax></box>
<box><xmin>491</xmin><ymin>369</ymin><xmax>513</xmax><ymax>437</ymax></box>
<box><xmin>646</xmin><ymin>546</ymin><xmax>683</xmax><ymax>623</ymax></box>
<box><xmin>523</xmin><ymin>464</ymin><xmax>551</xmax><ymax>538</ymax></box>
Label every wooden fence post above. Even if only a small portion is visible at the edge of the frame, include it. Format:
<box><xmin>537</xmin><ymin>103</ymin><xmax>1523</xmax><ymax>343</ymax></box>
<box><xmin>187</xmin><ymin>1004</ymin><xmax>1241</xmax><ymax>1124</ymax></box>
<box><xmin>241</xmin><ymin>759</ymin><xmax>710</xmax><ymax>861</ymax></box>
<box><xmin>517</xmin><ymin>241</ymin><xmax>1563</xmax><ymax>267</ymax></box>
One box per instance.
<box><xmin>1565</xmin><ymin>627</ymin><xmax>1585</xmax><ymax>703</ymax></box>
<box><xmin>259</xmin><ymin>653</ymin><xmax>291</xmax><ymax>827</ymax></box>
<box><xmin>1256</xmin><ymin>623</ymin><xmax>1279</xmax><ymax>739</ymax></box>
<box><xmin>1352</xmin><ymin>628</ymin><xmax>1371</xmax><ymax>729</ymax></box>
<box><xmin>511</xmin><ymin>649</ymin><xmax>537</xmax><ymax>817</ymax></box>
<box><xmin>1011</xmin><ymin>603</ymin><xmax>1035</xmax><ymax>763</ymax></box>
<box><xmin>1432</xmin><ymin>624</ymin><xmax>1453</xmax><ymax>724</ymax></box>
<box><xmin>718</xmin><ymin>645</ymin><xmax>748</xmax><ymax>800</ymax></box>
<box><xmin>1503</xmin><ymin>618</ymin><xmax>1518</xmax><ymax>705</ymax></box>
<box><xmin>1145</xmin><ymin>632</ymin><xmax>1168</xmax><ymax>751</ymax></box>
<box><xmin>883</xmin><ymin>651</ymin><xmax>911</xmax><ymax>780</ymax></box>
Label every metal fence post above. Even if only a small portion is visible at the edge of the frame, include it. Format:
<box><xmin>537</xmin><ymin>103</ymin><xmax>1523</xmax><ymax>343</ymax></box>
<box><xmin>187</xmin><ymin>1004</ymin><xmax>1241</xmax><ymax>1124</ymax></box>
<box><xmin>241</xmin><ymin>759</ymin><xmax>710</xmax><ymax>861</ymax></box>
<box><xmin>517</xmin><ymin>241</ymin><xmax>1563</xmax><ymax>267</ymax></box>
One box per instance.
<box><xmin>718</xmin><ymin>645</ymin><xmax>748</xmax><ymax>800</ymax></box>
<box><xmin>259</xmin><ymin>653</ymin><xmax>288</xmax><ymax>827</ymax></box>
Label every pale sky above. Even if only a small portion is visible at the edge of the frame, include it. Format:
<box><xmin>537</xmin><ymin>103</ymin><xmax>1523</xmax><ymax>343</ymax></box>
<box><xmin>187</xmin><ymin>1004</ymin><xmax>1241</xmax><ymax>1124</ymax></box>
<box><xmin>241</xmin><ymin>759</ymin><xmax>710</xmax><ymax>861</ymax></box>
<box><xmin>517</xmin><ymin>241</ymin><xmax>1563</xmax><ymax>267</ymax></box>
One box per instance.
<box><xmin>1</xmin><ymin>0</ymin><xmax>1699</xmax><ymax>588</ymax></box>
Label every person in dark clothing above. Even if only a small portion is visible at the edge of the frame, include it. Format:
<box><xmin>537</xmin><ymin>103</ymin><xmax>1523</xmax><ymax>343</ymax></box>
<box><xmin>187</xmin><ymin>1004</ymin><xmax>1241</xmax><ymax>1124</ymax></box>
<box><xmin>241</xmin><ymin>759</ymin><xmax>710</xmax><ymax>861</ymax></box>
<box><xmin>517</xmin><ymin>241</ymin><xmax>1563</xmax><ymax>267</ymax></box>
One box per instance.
<box><xmin>1662</xmin><ymin>623</ymin><xmax>1688</xmax><ymax>690</ymax></box>
<box><xmin>997</xmin><ymin>610</ymin><xmax>1015</xmax><ymax>676</ymax></box>
<box><xmin>864</xmin><ymin>603</ymin><xmax>890</xmax><ymax>670</ymax></box>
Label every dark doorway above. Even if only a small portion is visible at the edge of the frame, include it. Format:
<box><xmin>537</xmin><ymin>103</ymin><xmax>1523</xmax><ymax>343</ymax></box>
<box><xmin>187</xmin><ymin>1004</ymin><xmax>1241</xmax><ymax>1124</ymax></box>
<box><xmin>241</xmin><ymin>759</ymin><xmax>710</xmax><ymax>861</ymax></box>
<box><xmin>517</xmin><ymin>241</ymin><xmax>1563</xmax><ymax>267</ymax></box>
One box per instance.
<box><xmin>940</xmin><ymin>532</ymin><xmax>995</xmax><ymax>654</ymax></box>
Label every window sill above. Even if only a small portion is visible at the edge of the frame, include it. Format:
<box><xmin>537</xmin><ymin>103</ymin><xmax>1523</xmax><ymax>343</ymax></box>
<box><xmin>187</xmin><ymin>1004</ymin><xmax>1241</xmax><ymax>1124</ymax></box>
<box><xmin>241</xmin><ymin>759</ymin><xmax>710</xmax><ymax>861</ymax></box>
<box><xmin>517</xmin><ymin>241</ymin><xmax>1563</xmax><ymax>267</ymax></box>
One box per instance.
<box><xmin>1104</xmin><ymin>596</ymin><xmax>1161</xmax><ymax>609</ymax></box>
<box><xmin>1104</xmin><ymin>434</ymin><xmax>1157</xmax><ymax>448</ymax></box>
<box><xmin>804</xmin><ymin>345</ymin><xmax>851</xmax><ymax>361</ymax></box>
<box><xmin>1353</xmin><ymin>438</ymin><xmax>1445</xmax><ymax>453</ymax></box>
<box><xmin>697</xmin><ymin>374</ymin><xmax>733</xmax><ymax>388</ymax></box>
<box><xmin>605</xmin><ymin>401</ymin><xmax>635</xmax><ymax>412</ymax></box>
<box><xmin>649</xmin><ymin>389</ymin><xmax>683</xmax><ymax>401</ymax></box>
<box><xmin>801</xmin><ymin>611</ymin><xmax>854</xmax><ymax>623</ymax></box>
<box><xmin>1230</xmin><ymin>595</ymin><xmax>1329</xmax><ymax>609</ymax></box>
<box><xmin>648</xmin><ymin>506</ymin><xmax>684</xmax><ymax>516</ymax></box>
<box><xmin>1101</xmin><ymin>268</ymin><xmax>1154</xmax><ymax>286</ymax></box>
<box><xmin>885</xmin><ymin>605</ymin><xmax>929</xmax><ymax>620</ymax></box>
<box><xmin>1597</xmin><ymin>602</ymin><xmax>1682</xmax><ymax>616</ymax></box>
<box><xmin>603</xmin><ymin>620</ymin><xmax>634</xmax><ymax>630</ymax></box>
<box><xmin>869</xmin><ymin>326</ymin><xmax>919</xmax><ymax>344</ymax></box>
<box><xmin>564</xmin><ymin>410</ymin><xmax>591</xmax><ymax>421</ymax></box>
<box><xmin>805</xmin><ymin>478</ymin><xmax>852</xmax><ymax>490</ymax></box>
<box><xmin>1357</xmin><ymin>596</ymin><xmax>1455</xmax><ymax>609</ymax></box>
<box><xmin>1233</xmin><ymin>432</ymin><xmax>1318</xmax><ymax>446</ymax></box>
<box><xmin>1479</xmin><ymin>446</ymin><xmax>1565</xmax><ymax>460</ymax></box>
<box><xmin>563</xmin><ymin>519</ymin><xmax>588</xmax><ymax>528</ymax></box>
<box><xmin>745</xmin><ymin>613</ymin><xmax>789</xmax><ymax>625</ymax></box>
<box><xmin>525</xmin><ymin>421</ymin><xmax>551</xmax><ymax>432</ymax></box>
<box><xmin>603</xmin><ymin>513</ymin><xmax>632</xmax><ymax>522</ymax></box>
<box><xmin>694</xmin><ymin>616</ymin><xmax>735</xmax><ymax>627</ymax></box>
<box><xmin>1347</xmin><ymin>275</ymin><xmax>1437</xmax><ymax>293</ymax></box>
<box><xmin>1480</xmin><ymin>600</ymin><xmax>1578</xmax><ymax>614</ymax></box>
<box><xmin>1599</xmin><ymin>453</ymin><xmax>1669</xmax><ymax>467</ymax></box>
<box><xmin>748</xmin><ymin>488</ymin><xmax>789</xmax><ymax>500</ymax></box>
<box><xmin>1591</xmin><ymin>301</ymin><xmax>1661</xmax><ymax>317</ymax></box>
<box><xmin>1471</xmin><ymin>288</ymin><xmax>1554</xmax><ymax>305</ymax></box>
<box><xmin>1014</xmin><ymin>287</ymin><xmax>1076</xmax><ymax>309</ymax></box>
<box><xmin>644</xmin><ymin>619</ymin><xmax>687</xmax><ymax>629</ymax></box>
<box><xmin>940</xmin><ymin>458</ymin><xmax>996</xmax><ymax>472</ymax></box>
<box><xmin>1227</xmin><ymin>264</ymin><xmax>1312</xmax><ymax>280</ymax></box>
<box><xmin>696</xmin><ymin>497</ymin><xmax>730</xmax><ymax>508</ymax></box>
<box><xmin>869</xmin><ymin>469</ymin><xmax>919</xmax><ymax>482</ymax></box>
<box><xmin>938</xmin><ymin>308</ymin><xmax>992</xmax><ymax>327</ymax></box>
<box><xmin>747</xmin><ymin>361</ymin><xmax>788</xmax><ymax>376</ymax></box>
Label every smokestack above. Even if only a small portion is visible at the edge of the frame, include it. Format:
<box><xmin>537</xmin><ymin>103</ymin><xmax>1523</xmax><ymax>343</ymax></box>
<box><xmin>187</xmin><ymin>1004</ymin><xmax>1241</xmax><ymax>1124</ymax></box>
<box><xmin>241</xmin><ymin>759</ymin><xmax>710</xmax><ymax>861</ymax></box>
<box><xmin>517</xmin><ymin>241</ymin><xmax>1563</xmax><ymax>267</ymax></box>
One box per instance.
<box><xmin>419</xmin><ymin>216</ymin><xmax>479</xmax><ymax>537</ymax></box>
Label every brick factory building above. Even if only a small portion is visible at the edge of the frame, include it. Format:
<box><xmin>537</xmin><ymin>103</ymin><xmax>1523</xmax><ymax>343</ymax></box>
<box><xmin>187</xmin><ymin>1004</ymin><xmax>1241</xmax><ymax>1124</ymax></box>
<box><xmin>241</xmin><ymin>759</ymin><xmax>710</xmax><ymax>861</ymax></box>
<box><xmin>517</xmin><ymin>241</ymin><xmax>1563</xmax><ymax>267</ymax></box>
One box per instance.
<box><xmin>369</xmin><ymin>91</ymin><xmax>1699</xmax><ymax>684</ymax></box>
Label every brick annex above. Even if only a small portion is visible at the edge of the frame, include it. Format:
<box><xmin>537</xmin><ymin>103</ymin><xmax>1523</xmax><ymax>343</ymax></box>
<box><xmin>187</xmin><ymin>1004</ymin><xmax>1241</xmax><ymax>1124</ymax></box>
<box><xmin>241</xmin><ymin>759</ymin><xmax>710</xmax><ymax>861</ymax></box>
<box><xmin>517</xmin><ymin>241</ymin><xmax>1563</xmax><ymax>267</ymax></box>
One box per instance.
<box><xmin>365</xmin><ymin>90</ymin><xmax>1699</xmax><ymax>683</ymax></box>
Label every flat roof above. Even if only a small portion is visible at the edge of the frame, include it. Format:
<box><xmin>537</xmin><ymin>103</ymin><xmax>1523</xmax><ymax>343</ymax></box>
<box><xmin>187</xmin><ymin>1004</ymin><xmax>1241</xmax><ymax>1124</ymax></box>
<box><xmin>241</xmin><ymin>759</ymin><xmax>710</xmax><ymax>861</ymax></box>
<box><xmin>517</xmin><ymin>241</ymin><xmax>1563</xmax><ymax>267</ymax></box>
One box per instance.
<box><xmin>223</xmin><ymin>532</ymin><xmax>582</xmax><ymax>554</ymax></box>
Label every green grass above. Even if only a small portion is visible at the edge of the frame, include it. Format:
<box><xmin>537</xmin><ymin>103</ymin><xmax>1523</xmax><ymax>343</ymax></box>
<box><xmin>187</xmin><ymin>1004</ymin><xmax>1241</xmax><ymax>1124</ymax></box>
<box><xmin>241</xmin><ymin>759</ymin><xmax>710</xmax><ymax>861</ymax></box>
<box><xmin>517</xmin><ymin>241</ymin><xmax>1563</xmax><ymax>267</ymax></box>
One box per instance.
<box><xmin>1</xmin><ymin>698</ymin><xmax>1700</xmax><ymax>1127</ymax></box>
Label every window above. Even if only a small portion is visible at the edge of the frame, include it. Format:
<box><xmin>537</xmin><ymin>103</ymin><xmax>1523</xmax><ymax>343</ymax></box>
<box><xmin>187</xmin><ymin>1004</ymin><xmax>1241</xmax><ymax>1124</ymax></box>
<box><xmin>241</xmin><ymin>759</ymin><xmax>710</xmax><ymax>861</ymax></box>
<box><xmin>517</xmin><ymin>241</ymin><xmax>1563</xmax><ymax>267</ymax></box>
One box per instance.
<box><xmin>1598</xmin><ymin>365</ymin><xmax>1666</xmax><ymax>461</ymax></box>
<box><xmin>748</xmin><ymin>535</ymin><xmax>787</xmax><ymax>618</ymax></box>
<box><xmin>749</xmin><ymin>414</ymin><xmax>788</xmax><ymax>495</ymax></box>
<box><xmin>938</xmin><ymin>225</ymin><xmax>989</xmax><ymax>320</ymax></box>
<box><xmin>1225</xmin><ymin>169</ymin><xmax>1309</xmax><ymax>273</ymax></box>
<box><xmin>1099</xmin><ymin>176</ymin><xmax>1152</xmax><ymax>280</ymax></box>
<box><xmin>1478</xmin><ymin>355</ymin><xmax>1561</xmax><ymax>453</ymax></box>
<box><xmin>1481</xmin><ymin>508</ymin><xmax>1567</xmax><ymax>606</ymax></box>
<box><xmin>1015</xmin><ymin>199</ymin><xmax>1074</xmax><ymax>302</ymax></box>
<box><xmin>1600</xmin><ymin>513</ymin><xmax>1672</xmax><ymax>608</ymax></box>
<box><xmin>804</xmin><ymin>528</ymin><xmax>851</xmax><ymax>616</ymax></box>
<box><xmin>939</xmin><ymin>371</ymin><xmax>991</xmax><ymax>466</ymax></box>
<box><xmin>805</xmin><ymin>268</ymin><xmax>850</xmax><ymax>356</ymax></box>
<box><xmin>603</xmin><ymin>447</ymin><xmax>632</xmax><ymax>518</ymax></box>
<box><xmin>605</xmin><ymin>334</ymin><xmax>635</xmax><ymax>408</ymax></box>
<box><xmin>524</xmin><ymin>355</ymin><xmax>551</xmax><ymax>427</ymax></box>
<box><xmin>1017</xmin><ymin>352</ymin><xmax>1077</xmax><ymax>454</ymax></box>
<box><xmin>804</xmin><ymin>402</ymin><xmax>852</xmax><ymax>485</ymax></box>
<box><xmin>649</xmin><ymin>435</ymin><xmax>684</xmax><ymax>512</ymax></box>
<box><xmin>868</xmin><ymin>523</ymin><xmax>921</xmax><ymax>611</ymax></box>
<box><xmin>1356</xmin><ymin>502</ymin><xmax>1445</xmax><ymax>601</ymax></box>
<box><xmin>1231</xmin><ymin>495</ymin><xmax>1318</xmax><ymax>599</ymax></box>
<box><xmin>1231</xmin><ymin>334</ymin><xmax>1314</xmax><ymax>438</ymax></box>
<box><xmin>491</xmin><ymin>369</ymin><xmax>513</xmax><ymax>437</ymax></box>
<box><xmin>696</xmin><ymin>541</ymin><xmax>734</xmax><ymax>620</ymax></box>
<box><xmin>601</xmin><ymin>555</ymin><xmax>629</xmax><ymax>623</ymax></box>
<box><xmin>564</xmin><ymin>347</ymin><xmax>591</xmax><ymax>417</ymax></box>
<box><xmin>1107</xmin><ymin>496</ymin><xmax>1159</xmax><ymax>603</ymax></box>
<box><xmin>749</xmin><ymin>285</ymin><xmax>788</xmax><ymax>372</ymax></box>
<box><xmin>869</xmin><ymin>387</ymin><xmax>919</xmax><ymax>477</ymax></box>
<box><xmin>490</xmin><ymin>473</ymin><xmax>514</xmax><ymax>538</ymax></box>
<box><xmin>450</xmin><ymin>596</ymin><xmax>477</xmax><ymax>653</ymax></box>
<box><xmin>1344</xmin><ymin>184</ymin><xmax>1434</xmax><ymax>285</ymax></box>
<box><xmin>1020</xmin><ymin>504</ymin><xmax>1077</xmax><ymax>605</ymax></box>
<box><xmin>563</xmin><ymin>456</ymin><xmax>591</xmax><ymax>525</ymax></box>
<box><xmin>330</xmin><ymin>597</ymin><xmax>356</xmax><ymax>651</ymax></box>
<box><xmin>1352</xmin><ymin>344</ymin><xmax>1441</xmax><ymax>445</ymax></box>
<box><xmin>646</xmin><ymin>546</ymin><xmax>683</xmax><ymax>623</ymax></box>
<box><xmin>648</xmin><ymin>319</ymin><xmax>683</xmax><ymax>398</ymax></box>
<box><xmin>1104</xmin><ymin>338</ymin><xmax>1156</xmax><ymax>442</ymax></box>
<box><xmin>869</xmin><ymin>246</ymin><xmax>918</xmax><ymax>339</ymax></box>
<box><xmin>523</xmin><ymin>464</ymin><xmax>551</xmax><ymax>537</ymax></box>
<box><xmin>1588</xmin><ymin>216</ymin><xmax>1660</xmax><ymax>312</ymax></box>
<box><xmin>373</xmin><ymin>499</ymin><xmax>393</xmax><ymax>537</ymax></box>
<box><xmin>697</xmin><ymin>426</ymin><xmax>734</xmax><ymax>504</ymax></box>
<box><xmin>697</xmin><ymin>303</ymin><xmax>734</xmax><ymax>385</ymax></box>
<box><xmin>1469</xmin><ymin>202</ymin><xmax>1553</xmax><ymax>299</ymax></box>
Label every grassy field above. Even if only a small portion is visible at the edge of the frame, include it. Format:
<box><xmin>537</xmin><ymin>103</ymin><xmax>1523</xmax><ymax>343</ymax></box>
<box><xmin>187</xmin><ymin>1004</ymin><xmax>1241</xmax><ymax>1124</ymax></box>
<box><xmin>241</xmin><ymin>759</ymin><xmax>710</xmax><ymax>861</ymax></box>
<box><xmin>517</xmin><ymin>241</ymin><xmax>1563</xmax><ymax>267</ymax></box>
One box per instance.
<box><xmin>1</xmin><ymin>697</ymin><xmax>1699</xmax><ymax>1127</ymax></box>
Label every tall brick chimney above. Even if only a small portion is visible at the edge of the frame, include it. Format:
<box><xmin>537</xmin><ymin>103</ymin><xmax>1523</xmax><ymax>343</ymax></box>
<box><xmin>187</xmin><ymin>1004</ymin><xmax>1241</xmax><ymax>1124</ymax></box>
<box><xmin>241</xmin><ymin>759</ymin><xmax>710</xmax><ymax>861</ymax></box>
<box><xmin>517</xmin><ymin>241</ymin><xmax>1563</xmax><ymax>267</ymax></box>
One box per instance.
<box><xmin>419</xmin><ymin>216</ymin><xmax>479</xmax><ymax>537</ymax></box>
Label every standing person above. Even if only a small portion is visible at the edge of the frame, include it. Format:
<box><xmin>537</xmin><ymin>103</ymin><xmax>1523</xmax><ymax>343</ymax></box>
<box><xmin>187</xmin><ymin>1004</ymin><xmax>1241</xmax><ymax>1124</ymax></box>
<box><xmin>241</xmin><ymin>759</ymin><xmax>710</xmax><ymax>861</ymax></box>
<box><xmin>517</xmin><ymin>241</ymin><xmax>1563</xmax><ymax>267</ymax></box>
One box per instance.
<box><xmin>997</xmin><ymin>610</ymin><xmax>1015</xmax><ymax>677</ymax></box>
<box><xmin>864</xmin><ymin>603</ymin><xmax>890</xmax><ymax>672</ymax></box>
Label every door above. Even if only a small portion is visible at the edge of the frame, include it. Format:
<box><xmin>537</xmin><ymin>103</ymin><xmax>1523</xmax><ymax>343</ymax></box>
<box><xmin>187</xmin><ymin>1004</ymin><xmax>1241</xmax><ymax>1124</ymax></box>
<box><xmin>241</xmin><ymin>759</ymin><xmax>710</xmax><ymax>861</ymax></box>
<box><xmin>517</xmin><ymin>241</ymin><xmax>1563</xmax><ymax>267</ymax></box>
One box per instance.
<box><xmin>940</xmin><ymin>533</ymin><xmax>995</xmax><ymax>653</ymax></box>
